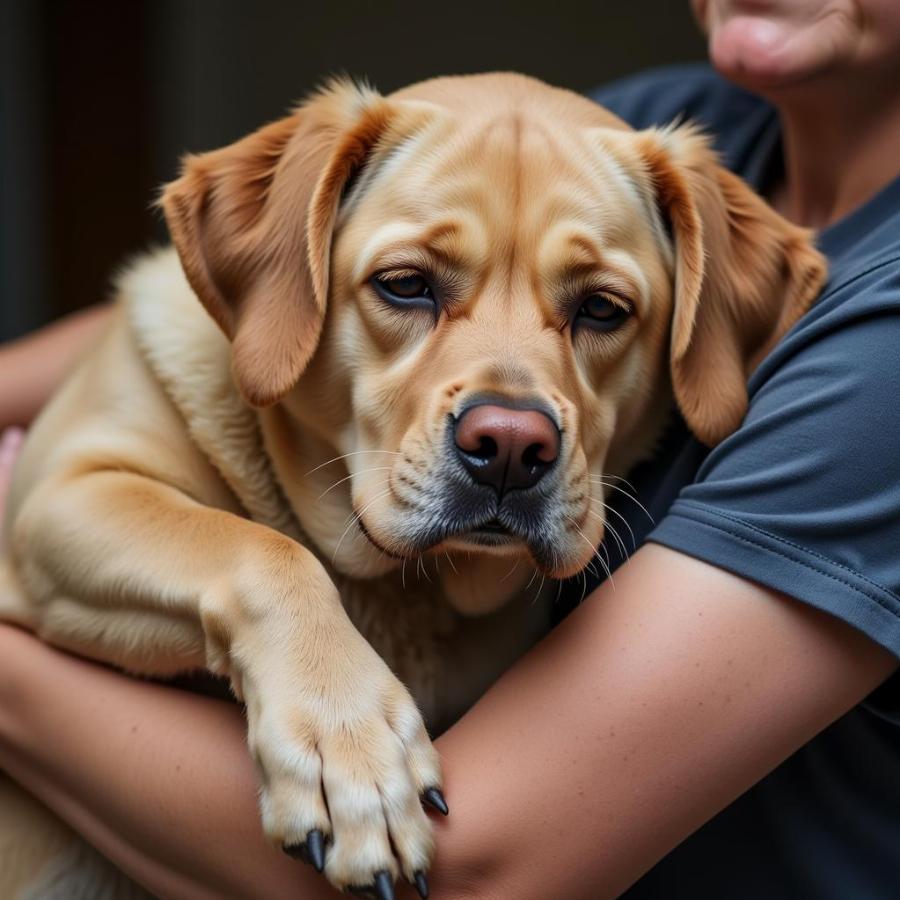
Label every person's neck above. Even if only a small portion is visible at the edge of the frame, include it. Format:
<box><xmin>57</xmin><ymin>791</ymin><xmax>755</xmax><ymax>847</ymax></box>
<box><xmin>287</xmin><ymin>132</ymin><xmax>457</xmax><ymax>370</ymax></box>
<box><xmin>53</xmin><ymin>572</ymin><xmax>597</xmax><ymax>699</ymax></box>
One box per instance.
<box><xmin>767</xmin><ymin>75</ymin><xmax>900</xmax><ymax>229</ymax></box>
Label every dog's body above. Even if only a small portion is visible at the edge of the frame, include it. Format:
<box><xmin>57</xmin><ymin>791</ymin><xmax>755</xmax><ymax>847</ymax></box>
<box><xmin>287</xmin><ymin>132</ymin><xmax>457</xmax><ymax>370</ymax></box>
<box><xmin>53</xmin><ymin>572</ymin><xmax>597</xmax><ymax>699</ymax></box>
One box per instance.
<box><xmin>5</xmin><ymin>251</ymin><xmax>550</xmax><ymax>731</ymax></box>
<box><xmin>0</xmin><ymin>73</ymin><xmax>825</xmax><ymax>896</ymax></box>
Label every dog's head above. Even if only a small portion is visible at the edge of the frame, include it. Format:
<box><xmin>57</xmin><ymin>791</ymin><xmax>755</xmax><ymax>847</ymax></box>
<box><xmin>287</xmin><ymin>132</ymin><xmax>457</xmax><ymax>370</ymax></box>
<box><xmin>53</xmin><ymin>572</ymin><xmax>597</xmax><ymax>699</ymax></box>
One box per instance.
<box><xmin>161</xmin><ymin>73</ymin><xmax>825</xmax><ymax>613</ymax></box>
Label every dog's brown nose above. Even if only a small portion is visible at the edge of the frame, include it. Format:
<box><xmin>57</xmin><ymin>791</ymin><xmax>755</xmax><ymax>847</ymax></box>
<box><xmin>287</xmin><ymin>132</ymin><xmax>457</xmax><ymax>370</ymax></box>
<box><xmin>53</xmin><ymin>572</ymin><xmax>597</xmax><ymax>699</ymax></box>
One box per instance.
<box><xmin>454</xmin><ymin>404</ymin><xmax>560</xmax><ymax>493</ymax></box>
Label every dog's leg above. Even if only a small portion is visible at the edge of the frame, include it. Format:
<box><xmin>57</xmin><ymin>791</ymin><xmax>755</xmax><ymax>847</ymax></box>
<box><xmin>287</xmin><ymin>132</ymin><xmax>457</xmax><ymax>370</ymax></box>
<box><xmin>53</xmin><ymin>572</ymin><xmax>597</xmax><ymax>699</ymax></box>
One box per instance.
<box><xmin>11</xmin><ymin>470</ymin><xmax>442</xmax><ymax>892</ymax></box>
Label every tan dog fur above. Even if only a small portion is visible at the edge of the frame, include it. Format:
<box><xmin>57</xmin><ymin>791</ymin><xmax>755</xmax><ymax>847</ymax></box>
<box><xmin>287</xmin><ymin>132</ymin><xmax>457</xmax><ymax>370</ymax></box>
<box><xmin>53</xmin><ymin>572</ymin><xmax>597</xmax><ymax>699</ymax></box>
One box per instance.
<box><xmin>0</xmin><ymin>73</ymin><xmax>825</xmax><ymax>894</ymax></box>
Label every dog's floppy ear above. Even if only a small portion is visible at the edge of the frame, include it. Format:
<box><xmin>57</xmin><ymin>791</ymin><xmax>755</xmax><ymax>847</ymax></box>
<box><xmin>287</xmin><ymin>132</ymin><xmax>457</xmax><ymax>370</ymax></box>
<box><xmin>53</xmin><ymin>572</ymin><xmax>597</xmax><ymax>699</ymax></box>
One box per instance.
<box><xmin>635</xmin><ymin>126</ymin><xmax>827</xmax><ymax>446</ymax></box>
<box><xmin>160</xmin><ymin>80</ymin><xmax>392</xmax><ymax>406</ymax></box>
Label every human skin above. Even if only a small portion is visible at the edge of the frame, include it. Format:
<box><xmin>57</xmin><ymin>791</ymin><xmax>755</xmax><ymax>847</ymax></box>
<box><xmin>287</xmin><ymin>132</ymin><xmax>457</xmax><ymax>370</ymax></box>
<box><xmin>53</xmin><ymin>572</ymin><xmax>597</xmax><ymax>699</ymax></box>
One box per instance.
<box><xmin>691</xmin><ymin>0</ymin><xmax>900</xmax><ymax>226</ymax></box>
<box><xmin>0</xmin><ymin>530</ymin><xmax>893</xmax><ymax>900</ymax></box>
<box><xmin>2</xmin><ymin>2</ymin><xmax>900</xmax><ymax>897</ymax></box>
<box><xmin>0</xmin><ymin>304</ymin><xmax>110</xmax><ymax>430</ymax></box>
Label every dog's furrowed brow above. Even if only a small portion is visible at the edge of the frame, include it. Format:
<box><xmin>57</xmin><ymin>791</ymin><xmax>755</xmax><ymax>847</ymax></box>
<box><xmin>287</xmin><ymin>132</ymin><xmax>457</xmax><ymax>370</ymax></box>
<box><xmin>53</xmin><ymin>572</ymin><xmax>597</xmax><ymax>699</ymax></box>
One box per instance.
<box><xmin>537</xmin><ymin>224</ymin><xmax>649</xmax><ymax>318</ymax></box>
<box><xmin>351</xmin><ymin>217</ymin><xmax>486</xmax><ymax>287</ymax></box>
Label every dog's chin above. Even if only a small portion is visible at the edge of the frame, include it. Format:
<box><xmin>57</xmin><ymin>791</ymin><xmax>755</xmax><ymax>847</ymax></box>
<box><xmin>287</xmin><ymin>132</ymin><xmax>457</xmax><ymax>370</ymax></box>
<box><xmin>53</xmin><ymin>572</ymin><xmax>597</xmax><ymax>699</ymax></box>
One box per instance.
<box><xmin>439</xmin><ymin>550</ymin><xmax>536</xmax><ymax>615</ymax></box>
<box><xmin>363</xmin><ymin>519</ymin><xmax>597</xmax><ymax>586</ymax></box>
<box><xmin>435</xmin><ymin>536</ymin><xmax>600</xmax><ymax>614</ymax></box>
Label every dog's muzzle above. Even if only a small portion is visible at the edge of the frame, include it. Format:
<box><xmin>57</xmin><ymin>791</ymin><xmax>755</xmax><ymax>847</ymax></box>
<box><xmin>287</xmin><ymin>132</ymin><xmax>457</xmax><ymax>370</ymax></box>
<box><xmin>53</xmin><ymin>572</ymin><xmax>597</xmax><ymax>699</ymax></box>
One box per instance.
<box><xmin>429</xmin><ymin>400</ymin><xmax>565</xmax><ymax>555</ymax></box>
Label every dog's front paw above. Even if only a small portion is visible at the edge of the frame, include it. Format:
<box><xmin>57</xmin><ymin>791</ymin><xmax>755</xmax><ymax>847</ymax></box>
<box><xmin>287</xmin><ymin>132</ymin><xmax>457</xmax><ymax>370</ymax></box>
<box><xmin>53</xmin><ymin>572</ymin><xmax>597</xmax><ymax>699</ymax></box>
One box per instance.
<box><xmin>246</xmin><ymin>635</ymin><xmax>444</xmax><ymax>898</ymax></box>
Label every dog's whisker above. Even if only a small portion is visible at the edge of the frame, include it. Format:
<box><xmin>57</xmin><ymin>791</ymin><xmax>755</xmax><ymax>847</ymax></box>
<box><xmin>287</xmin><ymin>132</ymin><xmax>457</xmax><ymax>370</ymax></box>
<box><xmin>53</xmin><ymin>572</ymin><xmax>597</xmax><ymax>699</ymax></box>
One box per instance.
<box><xmin>416</xmin><ymin>554</ymin><xmax>433</xmax><ymax>584</ymax></box>
<box><xmin>524</xmin><ymin>567</ymin><xmax>539</xmax><ymax>592</ymax></box>
<box><xmin>316</xmin><ymin>466</ymin><xmax>392</xmax><ymax>501</ymax></box>
<box><xmin>338</xmin><ymin>477</ymin><xmax>391</xmax><ymax>529</ymax></box>
<box><xmin>444</xmin><ymin>552</ymin><xmax>459</xmax><ymax>576</ymax></box>
<box><xmin>586</xmin><ymin>508</ymin><xmax>627</xmax><ymax>560</ymax></box>
<box><xmin>305</xmin><ymin>449</ymin><xmax>402</xmax><ymax>477</ymax></box>
<box><xmin>499</xmin><ymin>557</ymin><xmax>521</xmax><ymax>584</ymax></box>
<box><xmin>566</xmin><ymin>513</ymin><xmax>615</xmax><ymax>592</ymax></box>
<box><xmin>589</xmin><ymin>472</ymin><xmax>639</xmax><ymax>491</ymax></box>
<box><xmin>587</xmin><ymin>541</ymin><xmax>614</xmax><ymax>589</ymax></box>
<box><xmin>565</xmin><ymin>514</ymin><xmax>598</xmax><ymax>558</ymax></box>
<box><xmin>598</xmin><ymin>562</ymin><xmax>615</xmax><ymax>590</ymax></box>
<box><xmin>332</xmin><ymin>486</ymin><xmax>393</xmax><ymax>563</ymax></box>
<box><xmin>354</xmin><ymin>486</ymin><xmax>394</xmax><ymax>525</ymax></box>
<box><xmin>607</xmin><ymin>522</ymin><xmax>630</xmax><ymax>563</ymax></box>
<box><xmin>588</xmin><ymin>482</ymin><xmax>655</xmax><ymax>525</ymax></box>
<box><xmin>600</xmin><ymin>500</ymin><xmax>639</xmax><ymax>551</ymax></box>
<box><xmin>595</xmin><ymin>545</ymin><xmax>615</xmax><ymax>588</ymax></box>
<box><xmin>597</xmin><ymin>538</ymin><xmax>613</xmax><ymax>578</ymax></box>
<box><xmin>531</xmin><ymin>572</ymin><xmax>546</xmax><ymax>605</ymax></box>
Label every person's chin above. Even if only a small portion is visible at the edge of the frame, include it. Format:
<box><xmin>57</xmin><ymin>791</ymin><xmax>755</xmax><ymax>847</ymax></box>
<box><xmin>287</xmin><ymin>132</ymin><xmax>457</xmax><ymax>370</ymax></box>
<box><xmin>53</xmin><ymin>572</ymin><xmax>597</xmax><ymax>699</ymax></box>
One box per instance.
<box><xmin>708</xmin><ymin>12</ymin><xmax>855</xmax><ymax>93</ymax></box>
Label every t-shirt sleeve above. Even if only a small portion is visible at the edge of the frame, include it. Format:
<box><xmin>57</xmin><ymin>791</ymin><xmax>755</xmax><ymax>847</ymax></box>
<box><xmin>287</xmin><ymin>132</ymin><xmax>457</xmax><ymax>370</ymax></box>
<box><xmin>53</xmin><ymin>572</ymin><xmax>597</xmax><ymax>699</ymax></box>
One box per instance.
<box><xmin>648</xmin><ymin>263</ymin><xmax>900</xmax><ymax>658</ymax></box>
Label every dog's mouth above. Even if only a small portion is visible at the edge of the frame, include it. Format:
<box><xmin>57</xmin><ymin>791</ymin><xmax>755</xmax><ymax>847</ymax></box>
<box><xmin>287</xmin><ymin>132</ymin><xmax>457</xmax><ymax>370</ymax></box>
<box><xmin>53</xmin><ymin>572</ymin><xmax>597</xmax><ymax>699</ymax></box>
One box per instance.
<box><xmin>358</xmin><ymin>507</ymin><xmax>523</xmax><ymax>556</ymax></box>
<box><xmin>352</xmin><ymin>466</ymin><xmax>583</xmax><ymax>572</ymax></box>
<box><xmin>456</xmin><ymin>517</ymin><xmax>516</xmax><ymax>546</ymax></box>
<box><xmin>357</xmin><ymin>503</ymin><xmax>582</xmax><ymax>577</ymax></box>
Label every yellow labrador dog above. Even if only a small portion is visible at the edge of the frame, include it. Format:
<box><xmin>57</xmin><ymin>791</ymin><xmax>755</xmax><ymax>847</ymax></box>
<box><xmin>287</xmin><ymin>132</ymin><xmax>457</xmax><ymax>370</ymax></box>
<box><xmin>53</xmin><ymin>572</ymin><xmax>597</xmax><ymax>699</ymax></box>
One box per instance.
<box><xmin>1</xmin><ymin>73</ymin><xmax>824</xmax><ymax>898</ymax></box>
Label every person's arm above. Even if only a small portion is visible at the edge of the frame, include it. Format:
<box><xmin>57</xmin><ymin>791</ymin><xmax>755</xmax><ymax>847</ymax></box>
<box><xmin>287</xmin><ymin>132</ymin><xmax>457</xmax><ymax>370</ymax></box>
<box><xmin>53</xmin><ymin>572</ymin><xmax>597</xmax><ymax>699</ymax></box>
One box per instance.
<box><xmin>0</xmin><ymin>304</ymin><xmax>112</xmax><ymax>429</ymax></box>
<box><xmin>0</xmin><ymin>543</ymin><xmax>894</xmax><ymax>900</ymax></box>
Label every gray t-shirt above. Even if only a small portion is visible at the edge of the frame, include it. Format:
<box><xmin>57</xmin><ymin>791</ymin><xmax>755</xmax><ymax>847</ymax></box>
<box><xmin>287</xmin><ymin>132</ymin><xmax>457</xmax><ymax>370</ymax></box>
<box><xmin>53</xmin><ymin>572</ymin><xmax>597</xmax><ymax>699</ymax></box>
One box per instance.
<box><xmin>579</xmin><ymin>65</ymin><xmax>900</xmax><ymax>898</ymax></box>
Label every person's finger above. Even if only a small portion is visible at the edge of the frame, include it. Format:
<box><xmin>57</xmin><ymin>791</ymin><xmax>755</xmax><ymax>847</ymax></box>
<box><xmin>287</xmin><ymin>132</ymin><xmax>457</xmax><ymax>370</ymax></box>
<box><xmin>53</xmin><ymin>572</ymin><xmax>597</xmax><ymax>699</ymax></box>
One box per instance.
<box><xmin>0</xmin><ymin>427</ymin><xmax>25</xmax><ymax>516</ymax></box>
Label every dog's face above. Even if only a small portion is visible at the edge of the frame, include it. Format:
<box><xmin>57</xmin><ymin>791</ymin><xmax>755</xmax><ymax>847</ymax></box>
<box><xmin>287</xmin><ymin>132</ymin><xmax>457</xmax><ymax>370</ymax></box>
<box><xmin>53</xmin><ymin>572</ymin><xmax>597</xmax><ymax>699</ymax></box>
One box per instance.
<box><xmin>162</xmin><ymin>73</ymin><xmax>825</xmax><ymax>612</ymax></box>
<box><xmin>317</xmin><ymin>82</ymin><xmax>678</xmax><ymax>590</ymax></box>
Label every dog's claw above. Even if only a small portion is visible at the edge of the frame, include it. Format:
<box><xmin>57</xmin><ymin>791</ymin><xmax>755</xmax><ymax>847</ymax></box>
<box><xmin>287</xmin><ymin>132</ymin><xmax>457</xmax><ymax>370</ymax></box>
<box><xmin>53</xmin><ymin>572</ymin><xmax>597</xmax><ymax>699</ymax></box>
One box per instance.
<box><xmin>281</xmin><ymin>829</ymin><xmax>325</xmax><ymax>872</ymax></box>
<box><xmin>350</xmin><ymin>871</ymin><xmax>395</xmax><ymax>900</ymax></box>
<box><xmin>412</xmin><ymin>870</ymin><xmax>429</xmax><ymax>899</ymax></box>
<box><xmin>422</xmin><ymin>786</ymin><xmax>449</xmax><ymax>816</ymax></box>
<box><xmin>305</xmin><ymin>829</ymin><xmax>326</xmax><ymax>872</ymax></box>
<box><xmin>373</xmin><ymin>870</ymin><xmax>395</xmax><ymax>900</ymax></box>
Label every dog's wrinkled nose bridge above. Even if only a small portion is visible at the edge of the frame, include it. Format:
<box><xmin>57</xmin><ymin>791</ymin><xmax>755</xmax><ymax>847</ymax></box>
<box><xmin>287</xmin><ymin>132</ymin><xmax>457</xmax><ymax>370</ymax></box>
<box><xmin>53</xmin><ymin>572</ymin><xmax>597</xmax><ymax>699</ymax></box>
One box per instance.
<box><xmin>453</xmin><ymin>403</ymin><xmax>560</xmax><ymax>494</ymax></box>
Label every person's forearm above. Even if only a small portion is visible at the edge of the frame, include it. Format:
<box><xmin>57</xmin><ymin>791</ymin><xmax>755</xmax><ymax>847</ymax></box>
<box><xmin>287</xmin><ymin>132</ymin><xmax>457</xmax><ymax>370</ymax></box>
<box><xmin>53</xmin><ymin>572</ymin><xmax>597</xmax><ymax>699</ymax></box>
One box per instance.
<box><xmin>0</xmin><ymin>304</ymin><xmax>112</xmax><ymax>429</ymax></box>
<box><xmin>433</xmin><ymin>547</ymin><xmax>895</xmax><ymax>897</ymax></box>
<box><xmin>0</xmin><ymin>623</ymin><xmax>347</xmax><ymax>900</ymax></box>
<box><xmin>1</xmin><ymin>545</ymin><xmax>895</xmax><ymax>900</ymax></box>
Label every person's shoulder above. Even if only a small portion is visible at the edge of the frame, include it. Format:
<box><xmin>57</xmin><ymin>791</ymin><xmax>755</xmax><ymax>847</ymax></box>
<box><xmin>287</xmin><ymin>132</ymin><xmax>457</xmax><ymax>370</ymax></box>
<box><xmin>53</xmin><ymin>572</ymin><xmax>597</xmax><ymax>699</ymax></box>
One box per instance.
<box><xmin>587</xmin><ymin>63</ymin><xmax>769</xmax><ymax>134</ymax></box>
<box><xmin>753</xmin><ymin>249</ymin><xmax>900</xmax><ymax>401</ymax></box>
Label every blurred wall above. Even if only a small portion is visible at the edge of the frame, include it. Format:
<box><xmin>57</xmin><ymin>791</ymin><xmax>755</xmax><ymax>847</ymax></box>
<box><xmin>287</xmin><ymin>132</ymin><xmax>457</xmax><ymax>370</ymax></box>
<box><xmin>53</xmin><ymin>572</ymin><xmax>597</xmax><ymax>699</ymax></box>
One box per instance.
<box><xmin>0</xmin><ymin>0</ymin><xmax>706</xmax><ymax>341</ymax></box>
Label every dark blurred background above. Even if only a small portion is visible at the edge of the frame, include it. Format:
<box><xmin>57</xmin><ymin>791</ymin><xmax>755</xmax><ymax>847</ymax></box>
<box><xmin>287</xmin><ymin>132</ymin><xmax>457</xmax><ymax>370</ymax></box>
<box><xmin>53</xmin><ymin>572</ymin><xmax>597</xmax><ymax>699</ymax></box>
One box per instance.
<box><xmin>0</xmin><ymin>0</ymin><xmax>705</xmax><ymax>342</ymax></box>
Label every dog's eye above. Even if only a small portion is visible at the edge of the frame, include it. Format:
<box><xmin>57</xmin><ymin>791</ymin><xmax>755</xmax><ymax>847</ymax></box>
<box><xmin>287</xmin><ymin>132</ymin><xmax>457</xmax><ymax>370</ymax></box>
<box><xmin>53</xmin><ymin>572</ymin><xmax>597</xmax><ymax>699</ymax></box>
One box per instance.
<box><xmin>576</xmin><ymin>293</ymin><xmax>632</xmax><ymax>331</ymax></box>
<box><xmin>382</xmin><ymin>274</ymin><xmax>431</xmax><ymax>298</ymax></box>
<box><xmin>371</xmin><ymin>273</ymin><xmax>435</xmax><ymax>309</ymax></box>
